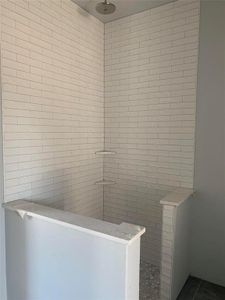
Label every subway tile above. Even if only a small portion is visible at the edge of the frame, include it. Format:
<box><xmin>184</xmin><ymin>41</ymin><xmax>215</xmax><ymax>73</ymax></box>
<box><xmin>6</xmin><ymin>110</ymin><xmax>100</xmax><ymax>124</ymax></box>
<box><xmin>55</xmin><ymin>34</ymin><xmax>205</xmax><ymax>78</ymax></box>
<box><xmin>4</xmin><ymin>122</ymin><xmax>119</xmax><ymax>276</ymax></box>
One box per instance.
<box><xmin>104</xmin><ymin>0</ymin><xmax>199</xmax><ymax>268</ymax></box>
<box><xmin>1</xmin><ymin>0</ymin><xmax>104</xmax><ymax>217</ymax></box>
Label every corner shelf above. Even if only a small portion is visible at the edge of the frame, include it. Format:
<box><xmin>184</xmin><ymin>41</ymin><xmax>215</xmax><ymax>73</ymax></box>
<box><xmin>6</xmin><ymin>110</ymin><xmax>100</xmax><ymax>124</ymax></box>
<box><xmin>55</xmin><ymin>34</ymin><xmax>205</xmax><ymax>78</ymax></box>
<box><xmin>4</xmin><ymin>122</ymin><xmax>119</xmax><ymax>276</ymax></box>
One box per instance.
<box><xmin>95</xmin><ymin>151</ymin><xmax>116</xmax><ymax>155</ymax></box>
<box><xmin>95</xmin><ymin>180</ymin><xmax>116</xmax><ymax>185</ymax></box>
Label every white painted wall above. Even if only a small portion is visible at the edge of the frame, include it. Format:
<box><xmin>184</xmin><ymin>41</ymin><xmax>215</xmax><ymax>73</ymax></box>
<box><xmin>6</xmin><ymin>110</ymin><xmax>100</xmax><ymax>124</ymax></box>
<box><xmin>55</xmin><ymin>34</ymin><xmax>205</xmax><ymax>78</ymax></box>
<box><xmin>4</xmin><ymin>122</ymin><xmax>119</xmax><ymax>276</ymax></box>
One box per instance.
<box><xmin>104</xmin><ymin>0</ymin><xmax>200</xmax><ymax>265</ymax></box>
<box><xmin>0</xmin><ymin>0</ymin><xmax>104</xmax><ymax>218</ymax></box>
<box><xmin>5</xmin><ymin>209</ymin><xmax>141</xmax><ymax>300</ymax></box>
<box><xmin>0</xmin><ymin>205</ymin><xmax>6</xmax><ymax>300</ymax></box>
<box><xmin>191</xmin><ymin>0</ymin><xmax>225</xmax><ymax>287</ymax></box>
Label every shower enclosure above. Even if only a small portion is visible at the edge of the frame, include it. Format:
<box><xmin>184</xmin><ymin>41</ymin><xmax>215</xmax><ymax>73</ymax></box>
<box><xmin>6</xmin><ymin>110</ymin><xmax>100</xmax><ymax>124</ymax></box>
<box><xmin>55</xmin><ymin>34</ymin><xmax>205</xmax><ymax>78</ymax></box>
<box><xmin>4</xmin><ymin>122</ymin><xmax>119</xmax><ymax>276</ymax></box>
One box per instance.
<box><xmin>0</xmin><ymin>0</ymin><xmax>200</xmax><ymax>299</ymax></box>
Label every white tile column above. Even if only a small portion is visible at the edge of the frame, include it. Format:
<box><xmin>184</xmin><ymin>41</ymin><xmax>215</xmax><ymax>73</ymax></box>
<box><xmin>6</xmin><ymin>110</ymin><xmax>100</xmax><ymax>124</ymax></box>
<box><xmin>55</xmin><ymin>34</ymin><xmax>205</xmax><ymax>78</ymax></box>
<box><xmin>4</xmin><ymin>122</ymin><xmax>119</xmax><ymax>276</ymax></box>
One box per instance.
<box><xmin>160</xmin><ymin>189</ymin><xmax>193</xmax><ymax>300</ymax></box>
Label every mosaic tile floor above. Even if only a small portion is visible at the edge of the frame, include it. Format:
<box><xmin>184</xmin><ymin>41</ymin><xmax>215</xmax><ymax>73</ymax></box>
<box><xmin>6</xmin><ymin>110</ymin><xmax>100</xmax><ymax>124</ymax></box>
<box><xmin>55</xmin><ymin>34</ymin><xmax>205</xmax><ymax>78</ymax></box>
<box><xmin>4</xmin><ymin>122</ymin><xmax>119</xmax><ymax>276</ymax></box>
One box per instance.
<box><xmin>140</xmin><ymin>260</ymin><xmax>160</xmax><ymax>300</ymax></box>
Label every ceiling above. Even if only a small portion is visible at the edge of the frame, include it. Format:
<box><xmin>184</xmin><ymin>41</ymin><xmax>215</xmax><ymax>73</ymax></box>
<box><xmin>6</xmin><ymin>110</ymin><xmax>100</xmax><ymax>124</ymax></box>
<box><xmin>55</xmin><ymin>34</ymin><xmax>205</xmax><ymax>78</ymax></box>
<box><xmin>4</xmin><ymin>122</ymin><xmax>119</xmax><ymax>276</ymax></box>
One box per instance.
<box><xmin>71</xmin><ymin>0</ymin><xmax>177</xmax><ymax>23</ymax></box>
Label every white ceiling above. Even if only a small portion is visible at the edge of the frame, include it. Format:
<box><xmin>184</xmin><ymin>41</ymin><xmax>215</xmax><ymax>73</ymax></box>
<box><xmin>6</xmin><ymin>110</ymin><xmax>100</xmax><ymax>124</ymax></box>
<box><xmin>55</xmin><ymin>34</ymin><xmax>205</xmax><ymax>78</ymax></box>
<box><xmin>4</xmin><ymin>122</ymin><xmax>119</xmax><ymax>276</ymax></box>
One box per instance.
<box><xmin>71</xmin><ymin>0</ymin><xmax>177</xmax><ymax>23</ymax></box>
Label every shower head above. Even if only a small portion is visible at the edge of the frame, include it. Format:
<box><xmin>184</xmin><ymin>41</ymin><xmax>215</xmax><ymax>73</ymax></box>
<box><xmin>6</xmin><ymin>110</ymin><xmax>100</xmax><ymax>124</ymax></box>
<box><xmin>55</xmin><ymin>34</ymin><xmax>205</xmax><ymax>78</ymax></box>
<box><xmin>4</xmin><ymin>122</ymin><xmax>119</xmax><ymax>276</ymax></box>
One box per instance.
<box><xmin>96</xmin><ymin>0</ymin><xmax>116</xmax><ymax>15</ymax></box>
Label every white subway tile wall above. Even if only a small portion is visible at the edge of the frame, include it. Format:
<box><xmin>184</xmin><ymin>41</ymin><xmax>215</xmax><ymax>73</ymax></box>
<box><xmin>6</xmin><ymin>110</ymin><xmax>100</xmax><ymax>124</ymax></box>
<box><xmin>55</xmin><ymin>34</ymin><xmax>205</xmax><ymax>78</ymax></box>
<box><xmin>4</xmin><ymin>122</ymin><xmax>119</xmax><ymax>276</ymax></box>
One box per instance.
<box><xmin>160</xmin><ymin>205</ymin><xmax>176</xmax><ymax>300</ymax></box>
<box><xmin>0</xmin><ymin>0</ymin><xmax>104</xmax><ymax>218</ymax></box>
<box><xmin>104</xmin><ymin>0</ymin><xmax>200</xmax><ymax>265</ymax></box>
<box><xmin>0</xmin><ymin>0</ymin><xmax>200</xmax><ymax>267</ymax></box>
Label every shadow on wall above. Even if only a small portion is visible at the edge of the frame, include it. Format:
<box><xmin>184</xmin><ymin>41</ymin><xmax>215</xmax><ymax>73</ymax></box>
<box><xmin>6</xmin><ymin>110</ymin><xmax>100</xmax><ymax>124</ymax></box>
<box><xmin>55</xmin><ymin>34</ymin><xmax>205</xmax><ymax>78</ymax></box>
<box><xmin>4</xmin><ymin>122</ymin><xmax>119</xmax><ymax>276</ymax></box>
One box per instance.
<box><xmin>5</xmin><ymin>212</ymin><xmax>29</xmax><ymax>300</ymax></box>
<box><xmin>23</xmin><ymin>170</ymin><xmax>72</xmax><ymax>211</ymax></box>
<box><xmin>20</xmin><ymin>166</ymin><xmax>102</xmax><ymax>217</ymax></box>
<box><xmin>71</xmin><ymin>0</ymin><xmax>93</xmax><ymax>18</ymax></box>
<box><xmin>104</xmin><ymin>182</ymin><xmax>172</xmax><ymax>266</ymax></box>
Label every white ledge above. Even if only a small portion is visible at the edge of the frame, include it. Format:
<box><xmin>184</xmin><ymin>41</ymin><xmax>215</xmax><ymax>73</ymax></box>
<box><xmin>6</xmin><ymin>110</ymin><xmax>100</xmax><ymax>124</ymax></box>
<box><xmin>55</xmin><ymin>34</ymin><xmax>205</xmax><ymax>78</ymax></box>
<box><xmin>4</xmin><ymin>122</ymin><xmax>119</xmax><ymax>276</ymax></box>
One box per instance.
<box><xmin>95</xmin><ymin>151</ymin><xmax>116</xmax><ymax>155</ymax></box>
<box><xmin>160</xmin><ymin>188</ymin><xmax>193</xmax><ymax>207</ymax></box>
<box><xmin>3</xmin><ymin>200</ymin><xmax>145</xmax><ymax>245</ymax></box>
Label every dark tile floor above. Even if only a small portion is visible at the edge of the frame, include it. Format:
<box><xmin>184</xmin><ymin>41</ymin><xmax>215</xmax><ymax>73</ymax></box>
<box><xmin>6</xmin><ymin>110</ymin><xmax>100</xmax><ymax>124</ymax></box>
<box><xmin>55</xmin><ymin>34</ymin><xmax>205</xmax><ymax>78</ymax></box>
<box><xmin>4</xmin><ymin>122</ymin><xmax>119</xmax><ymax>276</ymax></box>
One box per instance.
<box><xmin>177</xmin><ymin>277</ymin><xmax>225</xmax><ymax>300</ymax></box>
<box><xmin>139</xmin><ymin>262</ymin><xmax>225</xmax><ymax>300</ymax></box>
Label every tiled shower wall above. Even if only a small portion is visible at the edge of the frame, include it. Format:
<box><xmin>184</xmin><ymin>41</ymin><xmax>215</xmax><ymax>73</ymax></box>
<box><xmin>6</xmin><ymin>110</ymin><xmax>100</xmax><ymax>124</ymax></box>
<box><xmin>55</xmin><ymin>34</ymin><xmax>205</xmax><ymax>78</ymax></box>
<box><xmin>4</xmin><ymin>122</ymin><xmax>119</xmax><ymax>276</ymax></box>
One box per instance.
<box><xmin>0</xmin><ymin>0</ymin><xmax>104</xmax><ymax>218</ymax></box>
<box><xmin>104</xmin><ymin>0</ymin><xmax>200</xmax><ymax>265</ymax></box>
<box><xmin>0</xmin><ymin>0</ymin><xmax>200</xmax><ymax>266</ymax></box>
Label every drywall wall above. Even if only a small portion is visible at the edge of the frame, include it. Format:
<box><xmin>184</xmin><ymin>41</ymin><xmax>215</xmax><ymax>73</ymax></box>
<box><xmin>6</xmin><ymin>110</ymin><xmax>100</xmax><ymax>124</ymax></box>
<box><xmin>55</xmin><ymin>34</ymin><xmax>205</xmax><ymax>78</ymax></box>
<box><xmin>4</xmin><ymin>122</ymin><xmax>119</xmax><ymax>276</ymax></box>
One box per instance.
<box><xmin>5</xmin><ymin>209</ymin><xmax>141</xmax><ymax>300</ymax></box>
<box><xmin>0</xmin><ymin>0</ymin><xmax>104</xmax><ymax>218</ymax></box>
<box><xmin>191</xmin><ymin>0</ymin><xmax>225</xmax><ymax>286</ymax></box>
<box><xmin>104</xmin><ymin>0</ymin><xmax>200</xmax><ymax>265</ymax></box>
